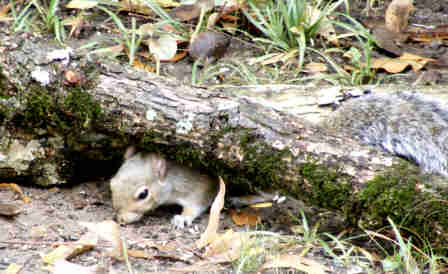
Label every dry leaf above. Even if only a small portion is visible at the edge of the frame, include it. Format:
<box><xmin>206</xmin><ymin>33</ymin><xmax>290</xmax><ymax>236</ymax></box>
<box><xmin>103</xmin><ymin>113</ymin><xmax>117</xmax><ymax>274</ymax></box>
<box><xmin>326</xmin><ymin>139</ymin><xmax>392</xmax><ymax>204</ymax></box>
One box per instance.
<box><xmin>304</xmin><ymin>62</ymin><xmax>328</xmax><ymax>73</ymax></box>
<box><xmin>372</xmin><ymin>57</ymin><xmax>411</xmax><ymax>73</ymax></box>
<box><xmin>66</xmin><ymin>0</ymin><xmax>98</xmax><ymax>9</ymax></box>
<box><xmin>133</xmin><ymin>59</ymin><xmax>156</xmax><ymax>73</ymax></box>
<box><xmin>0</xmin><ymin>202</ymin><xmax>21</xmax><ymax>216</ymax></box>
<box><xmin>5</xmin><ymin>263</ymin><xmax>23</xmax><ymax>274</ymax></box>
<box><xmin>148</xmin><ymin>34</ymin><xmax>178</xmax><ymax>61</ymax></box>
<box><xmin>127</xmin><ymin>249</ymin><xmax>154</xmax><ymax>259</ymax></box>
<box><xmin>64</xmin><ymin>70</ymin><xmax>84</xmax><ymax>84</ymax></box>
<box><xmin>137</xmin><ymin>23</ymin><xmax>156</xmax><ymax>36</ymax></box>
<box><xmin>168</xmin><ymin>51</ymin><xmax>188</xmax><ymax>62</ymax></box>
<box><xmin>230</xmin><ymin>209</ymin><xmax>261</xmax><ymax>226</ymax></box>
<box><xmin>385</xmin><ymin>0</ymin><xmax>413</xmax><ymax>33</ymax></box>
<box><xmin>0</xmin><ymin>183</ymin><xmax>31</xmax><ymax>203</ymax></box>
<box><xmin>371</xmin><ymin>52</ymin><xmax>436</xmax><ymax>73</ymax></box>
<box><xmin>205</xmin><ymin>230</ymin><xmax>252</xmax><ymax>262</ymax></box>
<box><xmin>206</xmin><ymin>12</ymin><xmax>220</xmax><ymax>29</ymax></box>
<box><xmin>52</xmin><ymin>259</ymin><xmax>106</xmax><ymax>274</ymax></box>
<box><xmin>42</xmin><ymin>232</ymin><xmax>97</xmax><ymax>264</ymax></box>
<box><xmin>79</xmin><ymin>220</ymin><xmax>123</xmax><ymax>260</ymax></box>
<box><xmin>260</xmin><ymin>254</ymin><xmax>330</xmax><ymax>274</ymax></box>
<box><xmin>196</xmin><ymin>177</ymin><xmax>226</xmax><ymax>248</ymax></box>
<box><xmin>118</xmin><ymin>0</ymin><xmax>153</xmax><ymax>15</ymax></box>
<box><xmin>167</xmin><ymin>261</ymin><xmax>225</xmax><ymax>273</ymax></box>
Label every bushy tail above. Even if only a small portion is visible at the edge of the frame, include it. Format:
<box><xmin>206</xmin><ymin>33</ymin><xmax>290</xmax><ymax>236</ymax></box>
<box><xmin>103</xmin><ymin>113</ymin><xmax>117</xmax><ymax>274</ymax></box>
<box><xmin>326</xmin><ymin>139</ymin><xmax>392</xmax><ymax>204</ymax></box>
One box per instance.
<box><xmin>328</xmin><ymin>92</ymin><xmax>448</xmax><ymax>176</ymax></box>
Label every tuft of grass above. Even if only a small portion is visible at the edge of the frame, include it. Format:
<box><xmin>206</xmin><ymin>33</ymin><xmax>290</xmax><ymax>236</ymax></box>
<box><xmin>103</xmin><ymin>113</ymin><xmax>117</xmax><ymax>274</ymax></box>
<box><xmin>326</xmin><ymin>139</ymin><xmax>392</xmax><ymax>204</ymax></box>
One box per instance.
<box><xmin>98</xmin><ymin>7</ymin><xmax>142</xmax><ymax>65</ymax></box>
<box><xmin>32</xmin><ymin>0</ymin><xmax>66</xmax><ymax>43</ymax></box>
<box><xmin>10</xmin><ymin>0</ymin><xmax>34</xmax><ymax>32</ymax></box>
<box><xmin>232</xmin><ymin>230</ymin><xmax>279</xmax><ymax>273</ymax></box>
<box><xmin>332</xmin><ymin>14</ymin><xmax>376</xmax><ymax>85</ymax></box>
<box><xmin>380</xmin><ymin>217</ymin><xmax>447</xmax><ymax>274</ymax></box>
<box><xmin>362</xmin><ymin>217</ymin><xmax>448</xmax><ymax>273</ymax></box>
<box><xmin>143</xmin><ymin>0</ymin><xmax>189</xmax><ymax>41</ymax></box>
<box><xmin>243</xmin><ymin>0</ymin><xmax>349</xmax><ymax>71</ymax></box>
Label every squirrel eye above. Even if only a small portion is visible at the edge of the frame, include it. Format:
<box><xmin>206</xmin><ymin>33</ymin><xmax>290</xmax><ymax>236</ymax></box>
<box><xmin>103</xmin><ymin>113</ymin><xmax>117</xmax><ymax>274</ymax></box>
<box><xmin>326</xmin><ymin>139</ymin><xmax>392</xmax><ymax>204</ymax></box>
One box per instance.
<box><xmin>137</xmin><ymin>188</ymin><xmax>149</xmax><ymax>200</ymax></box>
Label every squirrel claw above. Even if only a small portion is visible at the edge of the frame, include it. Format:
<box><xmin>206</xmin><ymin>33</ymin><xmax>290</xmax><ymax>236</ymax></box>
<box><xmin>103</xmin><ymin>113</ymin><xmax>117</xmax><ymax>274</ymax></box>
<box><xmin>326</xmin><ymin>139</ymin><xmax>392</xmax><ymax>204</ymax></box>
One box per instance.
<box><xmin>172</xmin><ymin>214</ymin><xmax>193</xmax><ymax>228</ymax></box>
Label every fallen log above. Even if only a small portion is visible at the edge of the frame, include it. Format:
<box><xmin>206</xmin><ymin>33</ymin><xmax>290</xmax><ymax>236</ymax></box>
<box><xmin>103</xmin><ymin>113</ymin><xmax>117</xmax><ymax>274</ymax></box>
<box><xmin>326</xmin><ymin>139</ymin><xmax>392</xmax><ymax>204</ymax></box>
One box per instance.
<box><xmin>1</xmin><ymin>31</ymin><xmax>447</xmax><ymax>244</ymax></box>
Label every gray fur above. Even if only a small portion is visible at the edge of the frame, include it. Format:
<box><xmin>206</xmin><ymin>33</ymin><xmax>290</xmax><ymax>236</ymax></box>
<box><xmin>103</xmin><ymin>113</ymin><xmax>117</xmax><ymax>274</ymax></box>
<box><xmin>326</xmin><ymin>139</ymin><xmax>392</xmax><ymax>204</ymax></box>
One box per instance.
<box><xmin>327</xmin><ymin>92</ymin><xmax>448</xmax><ymax>176</ymax></box>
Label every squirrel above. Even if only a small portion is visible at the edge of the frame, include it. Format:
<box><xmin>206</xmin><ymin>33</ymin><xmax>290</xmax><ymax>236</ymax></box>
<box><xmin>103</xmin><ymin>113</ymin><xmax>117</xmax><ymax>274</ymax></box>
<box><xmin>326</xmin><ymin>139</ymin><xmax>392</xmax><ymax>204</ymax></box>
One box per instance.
<box><xmin>110</xmin><ymin>147</ymin><xmax>218</xmax><ymax>228</ymax></box>
<box><xmin>325</xmin><ymin>91</ymin><xmax>448</xmax><ymax>177</ymax></box>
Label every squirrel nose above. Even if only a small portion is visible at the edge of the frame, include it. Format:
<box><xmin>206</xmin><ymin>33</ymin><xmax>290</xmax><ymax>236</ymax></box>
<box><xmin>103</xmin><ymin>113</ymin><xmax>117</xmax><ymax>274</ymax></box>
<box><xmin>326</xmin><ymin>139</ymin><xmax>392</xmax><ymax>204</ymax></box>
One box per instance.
<box><xmin>115</xmin><ymin>213</ymin><xmax>127</xmax><ymax>224</ymax></box>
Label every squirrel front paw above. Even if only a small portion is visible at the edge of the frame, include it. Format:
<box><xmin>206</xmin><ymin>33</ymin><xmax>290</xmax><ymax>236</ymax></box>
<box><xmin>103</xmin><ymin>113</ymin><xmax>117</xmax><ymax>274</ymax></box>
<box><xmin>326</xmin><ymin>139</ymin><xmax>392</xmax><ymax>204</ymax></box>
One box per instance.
<box><xmin>171</xmin><ymin>214</ymin><xmax>194</xmax><ymax>228</ymax></box>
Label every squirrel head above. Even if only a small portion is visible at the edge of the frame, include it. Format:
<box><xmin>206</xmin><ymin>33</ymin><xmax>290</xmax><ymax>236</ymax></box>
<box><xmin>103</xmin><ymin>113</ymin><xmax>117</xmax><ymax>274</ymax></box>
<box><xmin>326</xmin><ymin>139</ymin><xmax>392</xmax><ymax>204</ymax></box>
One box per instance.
<box><xmin>110</xmin><ymin>147</ymin><xmax>167</xmax><ymax>224</ymax></box>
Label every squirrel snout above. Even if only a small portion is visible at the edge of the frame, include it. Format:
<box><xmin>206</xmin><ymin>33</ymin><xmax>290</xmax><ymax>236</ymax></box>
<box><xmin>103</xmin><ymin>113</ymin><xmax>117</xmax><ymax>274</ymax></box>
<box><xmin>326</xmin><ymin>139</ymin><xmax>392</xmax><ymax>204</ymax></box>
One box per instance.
<box><xmin>115</xmin><ymin>210</ymin><xmax>142</xmax><ymax>224</ymax></box>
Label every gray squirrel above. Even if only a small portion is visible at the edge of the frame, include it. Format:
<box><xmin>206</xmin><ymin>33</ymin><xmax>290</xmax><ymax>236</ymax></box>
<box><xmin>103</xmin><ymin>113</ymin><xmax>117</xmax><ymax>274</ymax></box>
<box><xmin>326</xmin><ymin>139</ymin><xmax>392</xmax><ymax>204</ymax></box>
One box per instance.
<box><xmin>110</xmin><ymin>147</ymin><xmax>218</xmax><ymax>228</ymax></box>
<box><xmin>326</xmin><ymin>91</ymin><xmax>448</xmax><ymax>177</ymax></box>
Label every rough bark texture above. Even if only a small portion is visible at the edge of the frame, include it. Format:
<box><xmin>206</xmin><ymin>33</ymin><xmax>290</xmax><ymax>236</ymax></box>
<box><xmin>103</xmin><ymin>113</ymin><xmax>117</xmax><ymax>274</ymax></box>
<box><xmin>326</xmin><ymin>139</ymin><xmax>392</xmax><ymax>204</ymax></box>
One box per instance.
<box><xmin>1</xmin><ymin>31</ymin><xmax>448</xmax><ymax>240</ymax></box>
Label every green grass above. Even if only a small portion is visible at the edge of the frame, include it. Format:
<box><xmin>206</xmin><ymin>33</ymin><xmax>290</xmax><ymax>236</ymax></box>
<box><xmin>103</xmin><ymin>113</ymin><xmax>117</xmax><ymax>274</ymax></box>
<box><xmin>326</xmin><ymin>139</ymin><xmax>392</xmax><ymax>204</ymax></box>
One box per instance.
<box><xmin>33</xmin><ymin>0</ymin><xmax>66</xmax><ymax>43</ymax></box>
<box><xmin>242</xmin><ymin>0</ymin><xmax>348</xmax><ymax>71</ymax></box>
<box><xmin>99</xmin><ymin>7</ymin><xmax>142</xmax><ymax>65</ymax></box>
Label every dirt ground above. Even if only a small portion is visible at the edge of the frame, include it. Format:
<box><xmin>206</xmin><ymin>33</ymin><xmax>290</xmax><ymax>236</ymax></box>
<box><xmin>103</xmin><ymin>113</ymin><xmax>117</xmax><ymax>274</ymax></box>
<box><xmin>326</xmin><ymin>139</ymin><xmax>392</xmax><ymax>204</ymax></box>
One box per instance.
<box><xmin>0</xmin><ymin>180</ymin><xmax>353</xmax><ymax>274</ymax></box>
<box><xmin>2</xmin><ymin>0</ymin><xmax>448</xmax><ymax>273</ymax></box>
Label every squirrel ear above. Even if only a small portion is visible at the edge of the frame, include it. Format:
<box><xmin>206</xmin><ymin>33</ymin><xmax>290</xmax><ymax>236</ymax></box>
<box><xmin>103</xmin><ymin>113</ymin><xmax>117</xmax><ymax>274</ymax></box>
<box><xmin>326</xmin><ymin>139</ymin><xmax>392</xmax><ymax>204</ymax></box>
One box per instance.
<box><xmin>124</xmin><ymin>146</ymin><xmax>137</xmax><ymax>159</ymax></box>
<box><xmin>152</xmin><ymin>155</ymin><xmax>167</xmax><ymax>180</ymax></box>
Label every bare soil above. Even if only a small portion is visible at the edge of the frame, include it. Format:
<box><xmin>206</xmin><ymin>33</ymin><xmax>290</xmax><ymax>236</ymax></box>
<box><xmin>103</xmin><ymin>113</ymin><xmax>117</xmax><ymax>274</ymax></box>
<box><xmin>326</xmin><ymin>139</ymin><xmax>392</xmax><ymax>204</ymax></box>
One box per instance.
<box><xmin>1</xmin><ymin>181</ymin><xmax>347</xmax><ymax>273</ymax></box>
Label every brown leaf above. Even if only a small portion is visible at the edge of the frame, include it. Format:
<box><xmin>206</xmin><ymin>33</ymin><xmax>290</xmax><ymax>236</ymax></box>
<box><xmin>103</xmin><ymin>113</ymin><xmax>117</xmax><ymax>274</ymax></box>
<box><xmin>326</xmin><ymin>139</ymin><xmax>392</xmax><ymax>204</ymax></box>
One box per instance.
<box><xmin>133</xmin><ymin>59</ymin><xmax>156</xmax><ymax>72</ymax></box>
<box><xmin>0</xmin><ymin>183</ymin><xmax>31</xmax><ymax>203</ymax></box>
<box><xmin>385</xmin><ymin>0</ymin><xmax>413</xmax><ymax>33</ymax></box>
<box><xmin>230</xmin><ymin>209</ymin><xmax>261</xmax><ymax>226</ymax></box>
<box><xmin>0</xmin><ymin>203</ymin><xmax>21</xmax><ymax>216</ymax></box>
<box><xmin>260</xmin><ymin>254</ymin><xmax>330</xmax><ymax>274</ymax></box>
<box><xmin>127</xmin><ymin>249</ymin><xmax>154</xmax><ymax>259</ymax></box>
<box><xmin>371</xmin><ymin>57</ymin><xmax>410</xmax><ymax>73</ymax></box>
<box><xmin>205</xmin><ymin>230</ymin><xmax>251</xmax><ymax>262</ymax></box>
<box><xmin>64</xmin><ymin>70</ymin><xmax>84</xmax><ymax>84</ymax></box>
<box><xmin>79</xmin><ymin>220</ymin><xmax>123</xmax><ymax>260</ymax></box>
<box><xmin>118</xmin><ymin>0</ymin><xmax>154</xmax><ymax>15</ymax></box>
<box><xmin>371</xmin><ymin>52</ymin><xmax>436</xmax><ymax>73</ymax></box>
<box><xmin>196</xmin><ymin>177</ymin><xmax>226</xmax><ymax>248</ymax></box>
<box><xmin>168</xmin><ymin>4</ymin><xmax>201</xmax><ymax>21</ymax></box>
<box><xmin>304</xmin><ymin>62</ymin><xmax>328</xmax><ymax>73</ymax></box>
<box><xmin>42</xmin><ymin>232</ymin><xmax>97</xmax><ymax>264</ymax></box>
<box><xmin>167</xmin><ymin>262</ymin><xmax>225</xmax><ymax>273</ymax></box>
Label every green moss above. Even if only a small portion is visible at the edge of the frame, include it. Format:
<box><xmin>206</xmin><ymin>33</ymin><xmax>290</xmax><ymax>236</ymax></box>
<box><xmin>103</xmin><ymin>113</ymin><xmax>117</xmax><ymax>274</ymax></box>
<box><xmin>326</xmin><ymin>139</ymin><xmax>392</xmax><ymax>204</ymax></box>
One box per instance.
<box><xmin>357</xmin><ymin>167</ymin><xmax>419</xmax><ymax>226</ymax></box>
<box><xmin>344</xmin><ymin>163</ymin><xmax>448</xmax><ymax>253</ymax></box>
<box><xmin>300</xmin><ymin>162</ymin><xmax>352</xmax><ymax>210</ymax></box>
<box><xmin>22</xmin><ymin>87</ymin><xmax>63</xmax><ymax>130</ymax></box>
<box><xmin>20</xmin><ymin>85</ymin><xmax>103</xmax><ymax>135</ymax></box>
<box><xmin>63</xmin><ymin>88</ymin><xmax>103</xmax><ymax>129</ymax></box>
